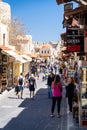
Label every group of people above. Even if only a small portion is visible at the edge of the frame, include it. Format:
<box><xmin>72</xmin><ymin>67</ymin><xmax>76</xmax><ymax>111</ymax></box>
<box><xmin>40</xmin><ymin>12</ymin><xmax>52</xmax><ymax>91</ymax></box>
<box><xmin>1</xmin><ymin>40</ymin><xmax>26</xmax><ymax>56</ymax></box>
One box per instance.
<box><xmin>14</xmin><ymin>62</ymin><xmax>81</xmax><ymax>118</ymax></box>
<box><xmin>14</xmin><ymin>72</ymin><xmax>37</xmax><ymax>99</ymax></box>
<box><xmin>47</xmin><ymin>69</ymin><xmax>80</xmax><ymax>118</ymax></box>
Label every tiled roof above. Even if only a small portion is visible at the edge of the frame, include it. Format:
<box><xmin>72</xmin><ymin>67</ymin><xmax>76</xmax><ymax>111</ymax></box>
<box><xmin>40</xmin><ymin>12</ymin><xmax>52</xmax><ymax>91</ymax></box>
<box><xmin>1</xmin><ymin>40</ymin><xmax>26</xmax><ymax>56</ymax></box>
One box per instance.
<box><xmin>0</xmin><ymin>45</ymin><xmax>11</xmax><ymax>50</ymax></box>
<box><xmin>42</xmin><ymin>44</ymin><xmax>52</xmax><ymax>48</ymax></box>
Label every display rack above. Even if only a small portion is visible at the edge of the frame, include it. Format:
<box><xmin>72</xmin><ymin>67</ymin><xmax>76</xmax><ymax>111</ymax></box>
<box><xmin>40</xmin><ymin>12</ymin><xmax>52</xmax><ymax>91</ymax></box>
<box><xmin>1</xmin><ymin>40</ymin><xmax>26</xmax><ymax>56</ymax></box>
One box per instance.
<box><xmin>1</xmin><ymin>54</ymin><xmax>7</xmax><ymax>91</ymax></box>
<box><xmin>79</xmin><ymin>84</ymin><xmax>87</xmax><ymax>127</ymax></box>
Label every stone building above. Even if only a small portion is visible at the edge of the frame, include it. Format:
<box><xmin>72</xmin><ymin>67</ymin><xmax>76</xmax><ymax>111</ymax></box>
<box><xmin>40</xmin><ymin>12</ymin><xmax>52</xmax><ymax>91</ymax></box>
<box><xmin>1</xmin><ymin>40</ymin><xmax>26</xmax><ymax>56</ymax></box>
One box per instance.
<box><xmin>39</xmin><ymin>44</ymin><xmax>54</xmax><ymax>64</ymax></box>
<box><xmin>16</xmin><ymin>35</ymin><xmax>34</xmax><ymax>54</ymax></box>
<box><xmin>0</xmin><ymin>0</ymin><xmax>32</xmax><ymax>91</ymax></box>
<box><xmin>0</xmin><ymin>0</ymin><xmax>11</xmax><ymax>46</ymax></box>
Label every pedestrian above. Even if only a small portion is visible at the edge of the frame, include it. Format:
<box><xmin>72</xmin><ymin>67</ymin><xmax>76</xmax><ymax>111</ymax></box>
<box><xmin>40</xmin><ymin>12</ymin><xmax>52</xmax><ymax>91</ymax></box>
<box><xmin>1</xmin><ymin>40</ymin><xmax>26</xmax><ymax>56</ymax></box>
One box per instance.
<box><xmin>47</xmin><ymin>71</ymin><xmax>55</xmax><ymax>99</ymax></box>
<box><xmin>59</xmin><ymin>66</ymin><xmax>63</xmax><ymax>79</ymax></box>
<box><xmin>50</xmin><ymin>74</ymin><xmax>62</xmax><ymax>117</ymax></box>
<box><xmin>28</xmin><ymin>73</ymin><xmax>37</xmax><ymax>98</ymax></box>
<box><xmin>25</xmin><ymin>72</ymin><xmax>30</xmax><ymax>88</ymax></box>
<box><xmin>74</xmin><ymin>69</ymin><xmax>80</xmax><ymax>83</ymax></box>
<box><xmin>17</xmin><ymin>72</ymin><xmax>25</xmax><ymax>99</ymax></box>
<box><xmin>63</xmin><ymin>78</ymin><xmax>69</xmax><ymax>98</ymax></box>
<box><xmin>25</xmin><ymin>72</ymin><xmax>29</xmax><ymax>80</ymax></box>
<box><xmin>67</xmin><ymin>77</ymin><xmax>75</xmax><ymax>112</ymax></box>
<box><xmin>14</xmin><ymin>76</ymin><xmax>19</xmax><ymax>95</ymax></box>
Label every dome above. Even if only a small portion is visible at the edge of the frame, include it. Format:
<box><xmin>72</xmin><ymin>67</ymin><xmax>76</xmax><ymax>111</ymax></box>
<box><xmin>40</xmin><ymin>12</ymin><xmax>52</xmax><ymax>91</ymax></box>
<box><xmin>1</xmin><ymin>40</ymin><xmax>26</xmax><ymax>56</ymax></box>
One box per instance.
<box><xmin>0</xmin><ymin>0</ymin><xmax>11</xmax><ymax>25</ymax></box>
<box><xmin>42</xmin><ymin>44</ymin><xmax>52</xmax><ymax>49</ymax></box>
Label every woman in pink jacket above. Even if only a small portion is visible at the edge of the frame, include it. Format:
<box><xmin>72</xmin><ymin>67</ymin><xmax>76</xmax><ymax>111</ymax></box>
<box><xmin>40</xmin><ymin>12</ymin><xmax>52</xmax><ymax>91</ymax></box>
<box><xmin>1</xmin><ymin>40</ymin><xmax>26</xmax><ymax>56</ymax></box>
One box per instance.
<box><xmin>50</xmin><ymin>74</ymin><xmax>62</xmax><ymax>117</ymax></box>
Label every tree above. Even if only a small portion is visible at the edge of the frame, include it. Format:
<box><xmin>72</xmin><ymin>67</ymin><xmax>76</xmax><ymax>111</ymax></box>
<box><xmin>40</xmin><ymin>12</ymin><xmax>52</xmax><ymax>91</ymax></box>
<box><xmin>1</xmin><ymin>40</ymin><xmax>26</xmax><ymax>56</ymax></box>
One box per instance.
<box><xmin>9</xmin><ymin>18</ymin><xmax>28</xmax><ymax>46</ymax></box>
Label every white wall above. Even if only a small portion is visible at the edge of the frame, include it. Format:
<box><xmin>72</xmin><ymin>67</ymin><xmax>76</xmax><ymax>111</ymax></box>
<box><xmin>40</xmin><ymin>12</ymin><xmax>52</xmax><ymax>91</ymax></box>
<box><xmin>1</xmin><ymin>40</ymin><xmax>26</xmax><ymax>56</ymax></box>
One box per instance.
<box><xmin>0</xmin><ymin>23</ymin><xmax>9</xmax><ymax>46</ymax></box>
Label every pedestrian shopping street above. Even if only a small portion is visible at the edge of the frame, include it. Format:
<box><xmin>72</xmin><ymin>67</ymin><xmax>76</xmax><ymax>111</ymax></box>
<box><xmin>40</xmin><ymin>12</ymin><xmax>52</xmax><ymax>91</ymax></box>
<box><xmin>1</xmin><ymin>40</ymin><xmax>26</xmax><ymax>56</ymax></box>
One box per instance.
<box><xmin>0</xmin><ymin>73</ymin><xmax>86</xmax><ymax>130</ymax></box>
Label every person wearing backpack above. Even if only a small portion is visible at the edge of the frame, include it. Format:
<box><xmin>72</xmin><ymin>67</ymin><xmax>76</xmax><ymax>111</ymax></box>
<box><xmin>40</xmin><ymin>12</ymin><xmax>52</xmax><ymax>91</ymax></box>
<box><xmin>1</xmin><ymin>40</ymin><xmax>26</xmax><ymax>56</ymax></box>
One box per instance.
<box><xmin>28</xmin><ymin>73</ymin><xmax>37</xmax><ymax>99</ymax></box>
<box><xmin>17</xmin><ymin>72</ymin><xmax>25</xmax><ymax>99</ymax></box>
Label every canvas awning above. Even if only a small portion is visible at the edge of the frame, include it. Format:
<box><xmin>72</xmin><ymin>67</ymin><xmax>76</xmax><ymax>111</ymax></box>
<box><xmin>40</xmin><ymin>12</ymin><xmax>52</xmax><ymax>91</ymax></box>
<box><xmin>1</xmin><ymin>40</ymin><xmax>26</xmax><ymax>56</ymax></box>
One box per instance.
<box><xmin>2</xmin><ymin>50</ymin><xmax>28</xmax><ymax>63</ymax></box>
<box><xmin>21</xmin><ymin>55</ymin><xmax>32</xmax><ymax>62</ymax></box>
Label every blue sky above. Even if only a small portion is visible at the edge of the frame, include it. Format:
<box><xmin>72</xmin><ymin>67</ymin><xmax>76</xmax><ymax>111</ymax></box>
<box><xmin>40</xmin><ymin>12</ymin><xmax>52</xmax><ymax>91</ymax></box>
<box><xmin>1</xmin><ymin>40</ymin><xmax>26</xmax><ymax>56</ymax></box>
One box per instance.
<box><xmin>3</xmin><ymin>0</ymin><xmax>78</xmax><ymax>42</ymax></box>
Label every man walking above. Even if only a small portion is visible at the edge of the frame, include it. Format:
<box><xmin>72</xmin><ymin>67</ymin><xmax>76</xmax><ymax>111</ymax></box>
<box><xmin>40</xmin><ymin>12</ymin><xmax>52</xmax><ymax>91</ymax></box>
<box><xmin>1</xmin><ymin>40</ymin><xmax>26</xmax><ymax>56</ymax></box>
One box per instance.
<box><xmin>17</xmin><ymin>72</ymin><xmax>25</xmax><ymax>99</ymax></box>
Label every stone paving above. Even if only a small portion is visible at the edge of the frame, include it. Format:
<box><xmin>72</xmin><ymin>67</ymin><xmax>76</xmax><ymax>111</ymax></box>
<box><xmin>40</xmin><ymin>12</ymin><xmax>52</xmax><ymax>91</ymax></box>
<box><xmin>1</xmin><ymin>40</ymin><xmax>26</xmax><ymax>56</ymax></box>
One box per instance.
<box><xmin>0</xmin><ymin>74</ymin><xmax>87</xmax><ymax>130</ymax></box>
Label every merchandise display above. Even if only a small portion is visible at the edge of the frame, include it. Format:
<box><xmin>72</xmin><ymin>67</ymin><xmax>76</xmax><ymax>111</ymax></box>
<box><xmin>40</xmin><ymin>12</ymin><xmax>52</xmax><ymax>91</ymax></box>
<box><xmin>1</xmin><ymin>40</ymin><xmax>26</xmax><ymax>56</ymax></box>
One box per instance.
<box><xmin>80</xmin><ymin>85</ymin><xmax>87</xmax><ymax>126</ymax></box>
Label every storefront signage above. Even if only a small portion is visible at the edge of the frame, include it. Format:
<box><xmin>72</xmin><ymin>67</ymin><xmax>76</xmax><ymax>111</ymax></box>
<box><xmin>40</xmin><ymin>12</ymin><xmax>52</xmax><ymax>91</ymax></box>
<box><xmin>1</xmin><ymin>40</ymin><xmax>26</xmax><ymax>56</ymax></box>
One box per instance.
<box><xmin>66</xmin><ymin>26</ymin><xmax>79</xmax><ymax>36</ymax></box>
<box><xmin>67</xmin><ymin>36</ymin><xmax>84</xmax><ymax>52</ymax></box>
<box><xmin>66</xmin><ymin>26</ymin><xmax>84</xmax><ymax>52</ymax></box>
<box><xmin>64</xmin><ymin>3</ymin><xmax>73</xmax><ymax>12</ymax></box>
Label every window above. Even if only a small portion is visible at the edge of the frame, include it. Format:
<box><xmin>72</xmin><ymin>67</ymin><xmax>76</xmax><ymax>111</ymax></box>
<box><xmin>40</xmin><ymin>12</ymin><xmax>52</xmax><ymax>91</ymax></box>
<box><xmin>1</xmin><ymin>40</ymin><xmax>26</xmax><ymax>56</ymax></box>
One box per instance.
<box><xmin>3</xmin><ymin>33</ymin><xmax>5</xmax><ymax>46</ymax></box>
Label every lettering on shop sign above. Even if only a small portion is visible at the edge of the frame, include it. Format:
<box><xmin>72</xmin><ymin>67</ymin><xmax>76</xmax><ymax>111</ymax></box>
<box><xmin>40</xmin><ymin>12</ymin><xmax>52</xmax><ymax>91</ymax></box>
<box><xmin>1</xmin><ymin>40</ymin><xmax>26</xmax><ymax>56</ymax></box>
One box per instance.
<box><xmin>67</xmin><ymin>36</ymin><xmax>84</xmax><ymax>52</ymax></box>
<box><xmin>67</xmin><ymin>45</ymin><xmax>80</xmax><ymax>52</ymax></box>
<box><xmin>67</xmin><ymin>39</ymin><xmax>80</xmax><ymax>44</ymax></box>
<box><xmin>66</xmin><ymin>27</ymin><xmax>84</xmax><ymax>52</ymax></box>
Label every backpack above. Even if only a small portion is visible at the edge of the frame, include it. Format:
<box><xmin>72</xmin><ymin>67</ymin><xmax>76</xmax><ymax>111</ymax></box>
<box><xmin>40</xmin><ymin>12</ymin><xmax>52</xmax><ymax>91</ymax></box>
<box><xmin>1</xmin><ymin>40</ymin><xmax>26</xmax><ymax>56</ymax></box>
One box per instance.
<box><xmin>29</xmin><ymin>78</ymin><xmax>35</xmax><ymax>86</ymax></box>
<box><xmin>19</xmin><ymin>77</ymin><xmax>23</xmax><ymax>85</ymax></box>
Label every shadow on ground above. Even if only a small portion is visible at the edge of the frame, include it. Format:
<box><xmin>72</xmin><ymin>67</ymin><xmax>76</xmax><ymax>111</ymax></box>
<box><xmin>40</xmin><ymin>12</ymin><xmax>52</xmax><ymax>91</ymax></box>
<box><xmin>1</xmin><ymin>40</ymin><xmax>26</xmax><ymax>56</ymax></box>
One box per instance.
<box><xmin>1</xmin><ymin>88</ymin><xmax>65</xmax><ymax>130</ymax></box>
<box><xmin>1</xmin><ymin>87</ymin><xmax>83</xmax><ymax>130</ymax></box>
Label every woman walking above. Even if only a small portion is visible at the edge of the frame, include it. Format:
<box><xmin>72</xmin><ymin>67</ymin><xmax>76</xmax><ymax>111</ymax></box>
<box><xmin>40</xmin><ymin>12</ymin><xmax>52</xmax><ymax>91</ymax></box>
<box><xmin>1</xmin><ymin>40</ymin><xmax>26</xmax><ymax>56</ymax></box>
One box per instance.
<box><xmin>67</xmin><ymin>77</ymin><xmax>75</xmax><ymax>112</ymax></box>
<box><xmin>50</xmin><ymin>75</ymin><xmax>62</xmax><ymax>117</ymax></box>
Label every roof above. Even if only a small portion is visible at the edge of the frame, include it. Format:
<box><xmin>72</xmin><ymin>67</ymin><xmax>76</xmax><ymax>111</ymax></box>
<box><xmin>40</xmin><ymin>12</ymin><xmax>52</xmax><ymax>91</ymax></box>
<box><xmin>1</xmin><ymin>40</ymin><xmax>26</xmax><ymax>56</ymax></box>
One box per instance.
<box><xmin>56</xmin><ymin>0</ymin><xmax>71</xmax><ymax>5</ymax></box>
<box><xmin>0</xmin><ymin>45</ymin><xmax>11</xmax><ymax>50</ymax></box>
<box><xmin>56</xmin><ymin>0</ymin><xmax>87</xmax><ymax>6</ymax></box>
<box><xmin>64</xmin><ymin>6</ymin><xmax>87</xmax><ymax>17</ymax></box>
<box><xmin>42</xmin><ymin>44</ymin><xmax>52</xmax><ymax>49</ymax></box>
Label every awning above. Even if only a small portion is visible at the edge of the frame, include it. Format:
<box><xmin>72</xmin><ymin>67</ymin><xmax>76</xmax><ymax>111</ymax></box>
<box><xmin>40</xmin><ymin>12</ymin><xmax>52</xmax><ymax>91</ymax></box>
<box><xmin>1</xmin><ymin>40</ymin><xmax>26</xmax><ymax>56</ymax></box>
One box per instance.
<box><xmin>21</xmin><ymin>55</ymin><xmax>32</xmax><ymax>62</ymax></box>
<box><xmin>16</xmin><ymin>57</ymin><xmax>27</xmax><ymax>63</ymax></box>
<box><xmin>2</xmin><ymin>50</ymin><xmax>27</xmax><ymax>63</ymax></box>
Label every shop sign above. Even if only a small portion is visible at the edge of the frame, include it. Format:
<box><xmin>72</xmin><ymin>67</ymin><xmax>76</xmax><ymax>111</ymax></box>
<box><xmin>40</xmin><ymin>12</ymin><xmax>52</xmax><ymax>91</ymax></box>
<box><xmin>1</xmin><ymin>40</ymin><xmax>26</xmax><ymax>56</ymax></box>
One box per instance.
<box><xmin>64</xmin><ymin>3</ymin><xmax>73</xmax><ymax>12</ymax></box>
<box><xmin>67</xmin><ymin>36</ymin><xmax>84</xmax><ymax>52</ymax></box>
<box><xmin>66</xmin><ymin>26</ymin><xmax>84</xmax><ymax>52</ymax></box>
<box><xmin>66</xmin><ymin>26</ymin><xmax>79</xmax><ymax>36</ymax></box>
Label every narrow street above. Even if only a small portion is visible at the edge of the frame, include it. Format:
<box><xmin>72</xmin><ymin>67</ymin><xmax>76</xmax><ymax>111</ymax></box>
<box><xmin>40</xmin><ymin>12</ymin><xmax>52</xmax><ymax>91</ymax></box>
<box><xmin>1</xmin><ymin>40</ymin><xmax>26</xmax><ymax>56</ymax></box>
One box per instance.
<box><xmin>0</xmin><ymin>73</ymin><xmax>86</xmax><ymax>130</ymax></box>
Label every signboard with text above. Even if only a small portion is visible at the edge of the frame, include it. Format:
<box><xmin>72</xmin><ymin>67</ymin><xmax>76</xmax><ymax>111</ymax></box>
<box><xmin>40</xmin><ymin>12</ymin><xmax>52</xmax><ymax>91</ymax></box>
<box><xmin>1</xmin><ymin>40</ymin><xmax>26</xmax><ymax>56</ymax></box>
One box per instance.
<box><xmin>64</xmin><ymin>3</ymin><xmax>73</xmax><ymax>12</ymax></box>
<box><xmin>66</xmin><ymin>27</ymin><xmax>84</xmax><ymax>52</ymax></box>
<box><xmin>67</xmin><ymin>36</ymin><xmax>84</xmax><ymax>52</ymax></box>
